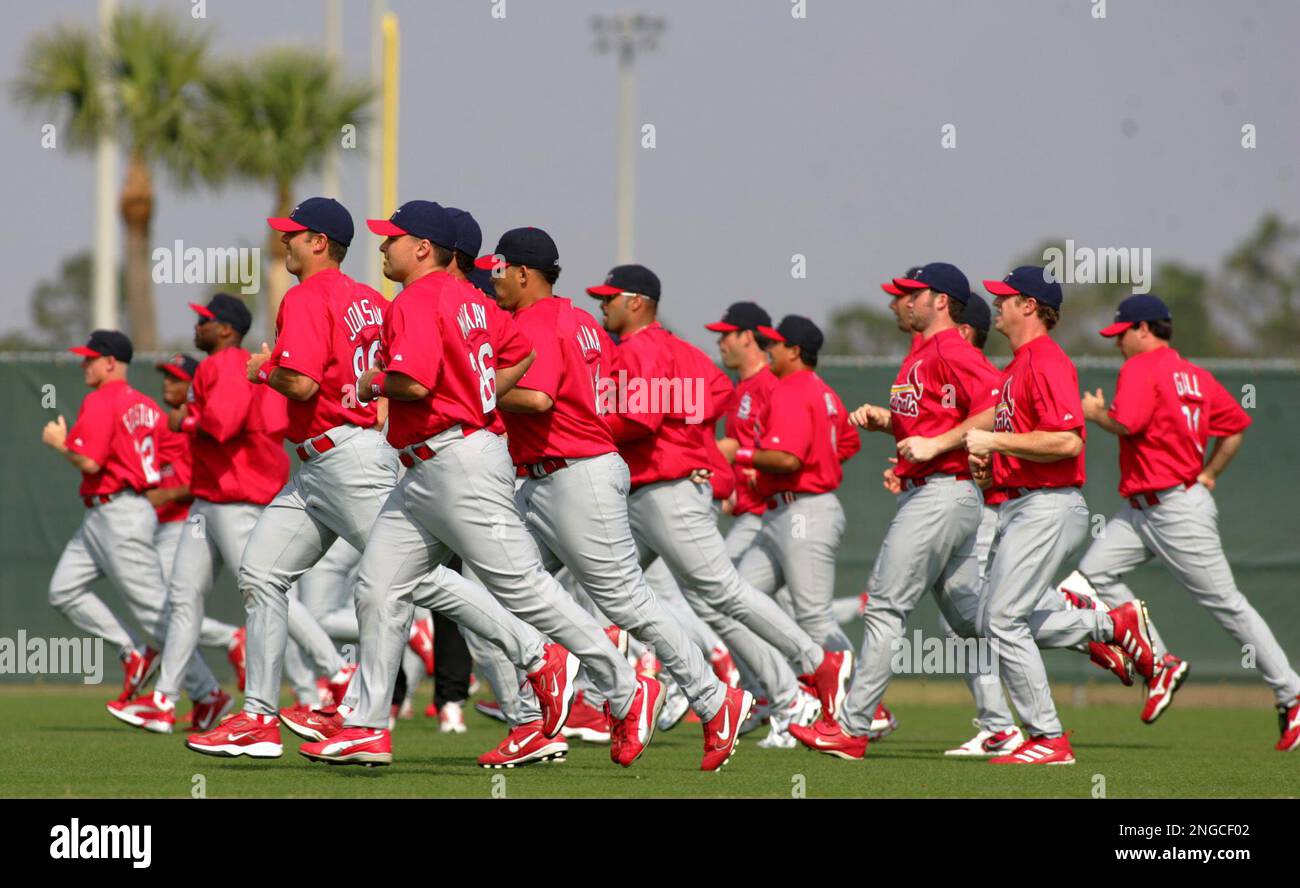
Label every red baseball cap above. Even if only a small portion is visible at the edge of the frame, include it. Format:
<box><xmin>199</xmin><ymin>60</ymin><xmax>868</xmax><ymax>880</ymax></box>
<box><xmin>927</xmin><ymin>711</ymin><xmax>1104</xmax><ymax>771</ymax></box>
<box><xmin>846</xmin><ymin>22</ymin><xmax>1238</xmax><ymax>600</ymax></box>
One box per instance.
<box><xmin>155</xmin><ymin>352</ymin><xmax>199</xmax><ymax>381</ymax></box>
<box><xmin>882</xmin><ymin>266</ymin><xmax>923</xmax><ymax>296</ymax></box>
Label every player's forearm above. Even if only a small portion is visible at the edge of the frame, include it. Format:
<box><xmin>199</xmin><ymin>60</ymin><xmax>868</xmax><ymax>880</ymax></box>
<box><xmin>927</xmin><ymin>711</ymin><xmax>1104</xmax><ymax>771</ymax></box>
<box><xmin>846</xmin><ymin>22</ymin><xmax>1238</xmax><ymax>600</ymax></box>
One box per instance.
<box><xmin>379</xmin><ymin>372</ymin><xmax>429</xmax><ymax>402</ymax></box>
<box><xmin>498</xmin><ymin>387</ymin><xmax>554</xmax><ymax>414</ymax></box>
<box><xmin>1089</xmin><ymin>411</ymin><xmax>1129</xmax><ymax>437</ymax></box>
<box><xmin>266</xmin><ymin>367</ymin><xmax>320</xmax><ymax>402</ymax></box>
<box><xmin>1202</xmin><ymin>432</ymin><xmax>1244</xmax><ymax>480</ymax></box>
<box><xmin>737</xmin><ymin>447</ymin><xmax>802</xmax><ymax>474</ymax></box>
<box><xmin>929</xmin><ymin>413</ymin><xmax>988</xmax><ymax>457</ymax></box>
<box><xmin>991</xmin><ymin>430</ymin><xmax>1083</xmax><ymax>462</ymax></box>
<box><xmin>495</xmin><ymin>352</ymin><xmax>536</xmax><ymax>398</ymax></box>
<box><xmin>63</xmin><ymin>449</ymin><xmax>99</xmax><ymax>473</ymax></box>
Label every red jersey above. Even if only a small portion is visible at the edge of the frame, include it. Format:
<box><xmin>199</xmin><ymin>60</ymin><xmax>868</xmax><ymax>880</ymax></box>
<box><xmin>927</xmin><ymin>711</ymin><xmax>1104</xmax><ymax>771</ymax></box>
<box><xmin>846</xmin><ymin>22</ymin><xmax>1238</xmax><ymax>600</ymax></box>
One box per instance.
<box><xmin>889</xmin><ymin>327</ymin><xmax>1004</xmax><ymax>479</ymax></box>
<box><xmin>605</xmin><ymin>323</ymin><xmax>733</xmax><ymax>488</ymax></box>
<box><xmin>1108</xmin><ymin>347</ymin><xmax>1251</xmax><ymax>497</ymax></box>
<box><xmin>756</xmin><ymin>369</ymin><xmax>860</xmax><ymax>496</ymax></box>
<box><xmin>500</xmin><ymin>297</ymin><xmax>616</xmax><ymax>465</ymax></box>
<box><xmin>706</xmin><ymin>432</ymin><xmax>737</xmax><ymax>501</ymax></box>
<box><xmin>381</xmin><ymin>271</ymin><xmax>532</xmax><ymax>450</ymax></box>
<box><xmin>724</xmin><ymin>366</ymin><xmax>778</xmax><ymax>515</ymax></box>
<box><xmin>264</xmin><ymin>268</ymin><xmax>387</xmax><ymax>442</ymax></box>
<box><xmin>65</xmin><ymin>380</ymin><xmax>167</xmax><ymax>498</ymax></box>
<box><xmin>154</xmin><ymin>426</ymin><xmax>192</xmax><ymax>523</ymax></box>
<box><xmin>182</xmin><ymin>346</ymin><xmax>289</xmax><ymax>505</ymax></box>
<box><xmin>978</xmin><ymin>334</ymin><xmax>1086</xmax><ymax>491</ymax></box>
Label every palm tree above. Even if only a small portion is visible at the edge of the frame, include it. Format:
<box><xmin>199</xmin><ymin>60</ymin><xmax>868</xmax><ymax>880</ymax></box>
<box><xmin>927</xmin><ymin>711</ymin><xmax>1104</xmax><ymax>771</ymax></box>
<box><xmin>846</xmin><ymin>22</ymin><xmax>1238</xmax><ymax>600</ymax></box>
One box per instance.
<box><xmin>203</xmin><ymin>49</ymin><xmax>372</xmax><ymax>339</ymax></box>
<box><xmin>13</xmin><ymin>9</ymin><xmax>212</xmax><ymax>351</ymax></box>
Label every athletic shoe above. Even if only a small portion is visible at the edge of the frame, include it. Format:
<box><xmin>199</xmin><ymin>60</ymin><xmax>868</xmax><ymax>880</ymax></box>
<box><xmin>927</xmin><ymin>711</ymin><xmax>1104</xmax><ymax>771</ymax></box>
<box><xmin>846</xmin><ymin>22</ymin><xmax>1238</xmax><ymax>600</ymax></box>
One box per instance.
<box><xmin>227</xmin><ymin>627</ymin><xmax>247</xmax><ymax>691</ymax></box>
<box><xmin>989</xmin><ymin>733</ymin><xmax>1075</xmax><ymax>765</ymax></box>
<box><xmin>709</xmin><ymin>646</ymin><xmax>741</xmax><ymax>688</ymax></box>
<box><xmin>187</xmin><ymin>711</ymin><xmax>282</xmax><ymax>758</ymax></box>
<box><xmin>478</xmin><ymin>721</ymin><xmax>568</xmax><ymax>768</ymax></box>
<box><xmin>1274</xmin><ymin>695</ymin><xmax>1300</xmax><ymax>752</ymax></box>
<box><xmin>326</xmin><ymin>662</ymin><xmax>357</xmax><ymax>708</ymax></box>
<box><xmin>1141</xmin><ymin>654</ymin><xmax>1189</xmax><ymax>724</ymax></box>
<box><xmin>190</xmin><ymin>688</ymin><xmax>234</xmax><ymax>733</ymax></box>
<box><xmin>701</xmin><ymin>687</ymin><xmax>754</xmax><ymax>771</ymax></box>
<box><xmin>397</xmin><ymin>697</ymin><xmax>413</xmax><ymax>720</ymax></box>
<box><xmin>524</xmin><ymin>642</ymin><xmax>579</xmax><ymax>738</ymax></box>
<box><xmin>119</xmin><ymin>647</ymin><xmax>157</xmax><ymax>702</ymax></box>
<box><xmin>315</xmin><ymin>677</ymin><xmax>332</xmax><ymax>707</ymax></box>
<box><xmin>440</xmin><ymin>700</ymin><xmax>467</xmax><ymax>734</ymax></box>
<box><xmin>561</xmin><ymin>693</ymin><xmax>612</xmax><ymax>743</ymax></box>
<box><xmin>789</xmin><ymin>716</ymin><xmax>867</xmax><ymax>760</ymax></box>
<box><xmin>107</xmin><ymin>690</ymin><xmax>176</xmax><ymax>734</ymax></box>
<box><xmin>804</xmin><ymin>650</ymin><xmax>854</xmax><ymax>721</ymax></box>
<box><xmin>280</xmin><ymin>704</ymin><xmax>345</xmax><ymax>742</ymax></box>
<box><xmin>299</xmin><ymin>727</ymin><xmax>392</xmax><ymax>766</ymax></box>
<box><xmin>424</xmin><ymin>702</ymin><xmax>438</xmax><ymax>719</ymax></box>
<box><xmin>475</xmin><ymin>699</ymin><xmax>507</xmax><ymax>723</ymax></box>
<box><xmin>604</xmin><ymin>625</ymin><xmax>629</xmax><ymax>657</ymax></box>
<box><xmin>1088</xmin><ymin>641</ymin><xmax>1134</xmax><ymax>686</ymax></box>
<box><xmin>739</xmin><ymin>697</ymin><xmax>769</xmax><ymax>736</ymax></box>
<box><xmin>657</xmin><ymin>676</ymin><xmax>690</xmax><ymax>732</ymax></box>
<box><xmin>610</xmin><ymin>676</ymin><xmax>664</xmax><ymax>767</ymax></box>
<box><xmin>1108</xmin><ymin>600</ymin><xmax>1156</xmax><ymax>681</ymax></box>
<box><xmin>944</xmin><ymin>720</ymin><xmax>1023</xmax><ymax>757</ymax></box>
<box><xmin>867</xmin><ymin>703</ymin><xmax>899</xmax><ymax>740</ymax></box>
<box><xmin>758</xmin><ymin>690</ymin><xmax>821</xmax><ymax>749</ymax></box>
<box><xmin>408</xmin><ymin>616</ymin><xmax>434</xmax><ymax>675</ymax></box>
<box><xmin>468</xmin><ymin>673</ymin><xmax>481</xmax><ymax>696</ymax></box>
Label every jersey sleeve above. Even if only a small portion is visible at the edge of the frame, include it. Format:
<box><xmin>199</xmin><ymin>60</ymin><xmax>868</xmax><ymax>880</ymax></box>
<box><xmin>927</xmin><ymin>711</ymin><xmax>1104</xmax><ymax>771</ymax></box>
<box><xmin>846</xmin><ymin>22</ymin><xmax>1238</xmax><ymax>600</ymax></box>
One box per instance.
<box><xmin>513</xmin><ymin>311</ymin><xmax>561</xmax><ymax>400</ymax></box>
<box><xmin>761</xmin><ymin>384</ymin><xmax>813</xmax><ymax>461</ymax></box>
<box><xmin>943</xmin><ymin>347</ymin><xmax>1004</xmax><ymax>417</ymax></box>
<box><xmin>1206</xmin><ymin>374</ymin><xmax>1252</xmax><ymax>436</ymax></box>
<box><xmin>384</xmin><ymin>296</ymin><xmax>442</xmax><ymax>390</ymax></box>
<box><xmin>703</xmin><ymin>360</ymin><xmax>735</xmax><ymax>426</ymax></box>
<box><xmin>834</xmin><ymin>395</ymin><xmax>861</xmax><ymax>462</ymax></box>
<box><xmin>268</xmin><ymin>286</ymin><xmax>330</xmax><ymax>383</ymax></box>
<box><xmin>1108</xmin><ymin>360</ymin><xmax>1156</xmax><ymax>435</ymax></box>
<box><xmin>1027</xmin><ymin>356</ymin><xmax>1085</xmax><ymax>432</ymax></box>
<box><xmin>192</xmin><ymin>361</ymin><xmax>254</xmax><ymax>444</ymax></box>
<box><xmin>65</xmin><ymin>391</ymin><xmax>114</xmax><ymax>465</ymax></box>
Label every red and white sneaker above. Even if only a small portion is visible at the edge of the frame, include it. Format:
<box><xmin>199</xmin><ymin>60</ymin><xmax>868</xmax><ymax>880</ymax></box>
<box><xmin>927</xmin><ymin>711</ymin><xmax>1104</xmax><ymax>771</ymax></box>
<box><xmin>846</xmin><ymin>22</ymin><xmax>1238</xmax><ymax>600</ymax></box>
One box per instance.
<box><xmin>440</xmin><ymin>700</ymin><xmax>467</xmax><ymax>734</ymax></box>
<box><xmin>604</xmin><ymin>625</ymin><xmax>629</xmax><ymax>657</ymax></box>
<box><xmin>1089</xmin><ymin>641</ymin><xmax>1134</xmax><ymax>686</ymax></box>
<box><xmin>1274</xmin><ymin>695</ymin><xmax>1300</xmax><ymax>752</ymax></box>
<box><xmin>408</xmin><ymin>617</ymin><xmax>434</xmax><ymax>675</ymax></box>
<box><xmin>227</xmin><ymin>627</ymin><xmax>247</xmax><ymax>691</ymax></box>
<box><xmin>475</xmin><ymin>699</ymin><xmax>507</xmax><ymax>723</ymax></box>
<box><xmin>327</xmin><ymin>662</ymin><xmax>357</xmax><ymax>708</ymax></box>
<box><xmin>610</xmin><ymin>675</ymin><xmax>664</xmax><ymax>767</ymax></box>
<box><xmin>190</xmin><ymin>689</ymin><xmax>235</xmax><ymax>733</ymax></box>
<box><xmin>944</xmin><ymin>721</ymin><xmax>1024</xmax><ymax>757</ymax></box>
<box><xmin>280</xmin><ymin>704</ymin><xmax>346</xmax><ymax>742</ymax></box>
<box><xmin>1108</xmin><ymin>600</ymin><xmax>1156</xmax><ymax>681</ymax></box>
<box><xmin>119</xmin><ymin>647</ymin><xmax>159</xmax><ymax>702</ymax></box>
<box><xmin>524</xmin><ymin>642</ymin><xmax>579</xmax><ymax>738</ymax></box>
<box><xmin>701</xmin><ymin>686</ymin><xmax>754</xmax><ymax>772</ymax></box>
<box><xmin>867</xmin><ymin>703</ymin><xmax>899</xmax><ymax>740</ymax></box>
<box><xmin>299</xmin><ymin>726</ymin><xmax>392</xmax><ymax>766</ymax></box>
<box><xmin>187</xmin><ymin>711</ymin><xmax>282</xmax><ymax>758</ymax></box>
<box><xmin>478</xmin><ymin>720</ymin><xmax>569</xmax><ymax>768</ymax></box>
<box><xmin>1141</xmin><ymin>654</ymin><xmax>1189</xmax><ymax>724</ymax></box>
<box><xmin>989</xmin><ymin>733</ymin><xmax>1075</xmax><ymax>765</ymax></box>
<box><xmin>709</xmin><ymin>646</ymin><xmax>741</xmax><ymax>689</ymax></box>
<box><xmin>107</xmin><ymin>690</ymin><xmax>176</xmax><ymax>734</ymax></box>
<box><xmin>562</xmin><ymin>692</ymin><xmax>612</xmax><ymax>743</ymax></box>
<box><xmin>790</xmin><ymin>716</ymin><xmax>867</xmax><ymax>760</ymax></box>
<box><xmin>804</xmin><ymin>649</ymin><xmax>854</xmax><ymax>721</ymax></box>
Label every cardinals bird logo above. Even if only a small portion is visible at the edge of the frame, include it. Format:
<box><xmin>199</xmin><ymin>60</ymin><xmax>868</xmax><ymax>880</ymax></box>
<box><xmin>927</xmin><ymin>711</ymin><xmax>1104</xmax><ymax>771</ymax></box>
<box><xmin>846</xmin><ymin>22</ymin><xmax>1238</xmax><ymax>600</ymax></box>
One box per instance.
<box><xmin>994</xmin><ymin>375</ymin><xmax>1016</xmax><ymax>432</ymax></box>
<box><xmin>889</xmin><ymin>360</ymin><xmax>924</xmax><ymax>417</ymax></box>
<box><xmin>737</xmin><ymin>393</ymin><xmax>752</xmax><ymax>420</ymax></box>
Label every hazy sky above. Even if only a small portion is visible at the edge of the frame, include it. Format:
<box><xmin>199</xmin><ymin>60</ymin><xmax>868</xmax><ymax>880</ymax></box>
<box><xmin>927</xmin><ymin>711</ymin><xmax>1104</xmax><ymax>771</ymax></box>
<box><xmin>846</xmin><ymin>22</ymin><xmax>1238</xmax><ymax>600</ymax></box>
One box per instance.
<box><xmin>3</xmin><ymin>0</ymin><xmax>1297</xmax><ymax>353</ymax></box>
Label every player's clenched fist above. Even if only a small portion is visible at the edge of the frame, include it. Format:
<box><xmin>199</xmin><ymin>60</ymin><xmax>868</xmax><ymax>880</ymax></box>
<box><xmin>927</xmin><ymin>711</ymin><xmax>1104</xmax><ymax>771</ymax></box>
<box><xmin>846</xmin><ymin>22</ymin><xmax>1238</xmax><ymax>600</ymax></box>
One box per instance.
<box><xmin>41</xmin><ymin>415</ymin><xmax>68</xmax><ymax>449</ymax></box>
<box><xmin>850</xmin><ymin>402</ymin><xmax>890</xmax><ymax>431</ymax></box>
<box><xmin>356</xmin><ymin>366</ymin><xmax>382</xmax><ymax>403</ymax></box>
<box><xmin>968</xmin><ymin>451</ymin><xmax>992</xmax><ymax>486</ymax></box>
<box><xmin>1081</xmin><ymin>388</ymin><xmax>1107</xmax><ymax>423</ymax></box>
<box><xmin>896</xmin><ymin>435</ymin><xmax>939</xmax><ymax>463</ymax></box>
<box><xmin>882</xmin><ymin>457</ymin><xmax>902</xmax><ymax>495</ymax></box>
<box><xmin>246</xmin><ymin>342</ymin><xmax>273</xmax><ymax>383</ymax></box>
<box><xmin>963</xmin><ymin>428</ymin><xmax>996</xmax><ymax>457</ymax></box>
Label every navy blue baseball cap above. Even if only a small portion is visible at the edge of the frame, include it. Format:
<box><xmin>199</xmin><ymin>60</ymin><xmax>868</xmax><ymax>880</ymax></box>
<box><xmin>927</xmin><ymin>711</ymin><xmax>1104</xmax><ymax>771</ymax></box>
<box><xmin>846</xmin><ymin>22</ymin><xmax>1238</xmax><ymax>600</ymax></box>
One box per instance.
<box><xmin>1100</xmin><ymin>294</ymin><xmax>1171</xmax><ymax>337</ymax></box>
<box><xmin>468</xmin><ymin>266</ymin><xmax>496</xmax><ymax>298</ymax></box>
<box><xmin>367</xmin><ymin>200</ymin><xmax>457</xmax><ymax>251</ymax></box>
<box><xmin>188</xmin><ymin>293</ymin><xmax>252</xmax><ymax>335</ymax></box>
<box><xmin>70</xmin><ymin>329</ymin><xmax>133</xmax><ymax>362</ymax></box>
<box><xmin>155</xmin><ymin>352</ymin><xmax>199</xmax><ymax>381</ymax></box>
<box><xmin>963</xmin><ymin>292</ymin><xmax>991</xmax><ymax>333</ymax></box>
<box><xmin>476</xmin><ymin>227</ymin><xmax>561</xmax><ymax>273</ymax></box>
<box><xmin>983</xmin><ymin>265</ymin><xmax>1063</xmax><ymax>310</ymax></box>
<box><xmin>706</xmin><ymin>301</ymin><xmax>771</xmax><ymax>333</ymax></box>
<box><xmin>893</xmin><ymin>262</ymin><xmax>971</xmax><ymax>304</ymax></box>
<box><xmin>446</xmin><ymin>207</ymin><xmax>482</xmax><ymax>258</ymax></box>
<box><xmin>586</xmin><ymin>264</ymin><xmax>661</xmax><ymax>301</ymax></box>
<box><xmin>268</xmin><ymin>196</ymin><xmax>354</xmax><ymax>247</ymax></box>
<box><xmin>758</xmin><ymin>314</ymin><xmax>823</xmax><ymax>359</ymax></box>
<box><xmin>883</xmin><ymin>266</ymin><xmax>923</xmax><ymax>297</ymax></box>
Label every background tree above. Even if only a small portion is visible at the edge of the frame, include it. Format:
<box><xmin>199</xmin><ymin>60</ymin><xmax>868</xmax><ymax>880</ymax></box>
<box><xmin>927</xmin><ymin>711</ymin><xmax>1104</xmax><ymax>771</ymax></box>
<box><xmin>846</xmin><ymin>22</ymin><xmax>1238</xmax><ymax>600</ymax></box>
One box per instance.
<box><xmin>1222</xmin><ymin>213</ymin><xmax>1300</xmax><ymax>358</ymax></box>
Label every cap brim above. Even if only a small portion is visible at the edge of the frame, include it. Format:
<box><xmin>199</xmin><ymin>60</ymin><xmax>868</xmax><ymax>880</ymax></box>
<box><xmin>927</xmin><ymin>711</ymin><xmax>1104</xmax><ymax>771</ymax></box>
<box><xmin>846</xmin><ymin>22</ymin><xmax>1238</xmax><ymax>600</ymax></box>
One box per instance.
<box><xmin>892</xmin><ymin>277</ymin><xmax>928</xmax><ymax>291</ymax></box>
<box><xmin>705</xmin><ymin>321</ymin><xmax>740</xmax><ymax>332</ymax></box>
<box><xmin>475</xmin><ymin>254</ymin><xmax>506</xmax><ymax>271</ymax></box>
<box><xmin>366</xmin><ymin>219</ymin><xmax>408</xmax><ymax>236</ymax></box>
<box><xmin>69</xmin><ymin>346</ymin><xmax>101</xmax><ymax>358</ymax></box>
<box><xmin>881</xmin><ymin>283</ymin><xmax>905</xmax><ymax>296</ymax></box>
<box><xmin>267</xmin><ymin>217</ymin><xmax>309</xmax><ymax>233</ymax></box>
<box><xmin>756</xmin><ymin>325</ymin><xmax>785</xmax><ymax>343</ymax></box>
<box><xmin>1099</xmin><ymin>321</ymin><xmax>1134</xmax><ymax>337</ymax></box>
<box><xmin>982</xmin><ymin>280</ymin><xmax>1022</xmax><ymax>297</ymax></box>
<box><xmin>155</xmin><ymin>363</ymin><xmax>193</xmax><ymax>380</ymax></box>
<box><xmin>586</xmin><ymin>284</ymin><xmax>622</xmax><ymax>298</ymax></box>
<box><xmin>187</xmin><ymin>302</ymin><xmax>216</xmax><ymax>319</ymax></box>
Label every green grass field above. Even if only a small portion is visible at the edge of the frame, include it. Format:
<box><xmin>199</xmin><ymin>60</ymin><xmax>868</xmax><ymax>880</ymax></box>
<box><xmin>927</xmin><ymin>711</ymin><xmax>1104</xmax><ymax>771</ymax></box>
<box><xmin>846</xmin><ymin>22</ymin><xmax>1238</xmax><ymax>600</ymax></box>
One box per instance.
<box><xmin>2</xmin><ymin>686</ymin><xmax>1293</xmax><ymax>798</ymax></box>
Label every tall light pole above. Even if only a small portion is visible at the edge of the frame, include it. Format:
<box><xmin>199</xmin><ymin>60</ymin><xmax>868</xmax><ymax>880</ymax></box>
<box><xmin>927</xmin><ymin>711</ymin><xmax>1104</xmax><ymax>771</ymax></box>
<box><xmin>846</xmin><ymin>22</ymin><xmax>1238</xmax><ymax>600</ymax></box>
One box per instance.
<box><xmin>93</xmin><ymin>0</ymin><xmax>118</xmax><ymax>331</ymax></box>
<box><xmin>322</xmin><ymin>0</ymin><xmax>342</xmax><ymax>199</ymax></box>
<box><xmin>591</xmin><ymin>14</ymin><xmax>664</xmax><ymax>265</ymax></box>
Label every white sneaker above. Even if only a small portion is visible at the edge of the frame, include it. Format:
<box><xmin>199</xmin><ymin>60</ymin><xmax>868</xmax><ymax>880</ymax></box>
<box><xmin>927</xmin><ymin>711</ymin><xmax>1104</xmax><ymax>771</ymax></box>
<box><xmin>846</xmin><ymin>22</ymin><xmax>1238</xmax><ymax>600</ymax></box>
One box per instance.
<box><xmin>440</xmin><ymin>700</ymin><xmax>467</xmax><ymax>734</ymax></box>
<box><xmin>739</xmin><ymin>696</ymin><xmax>770</xmax><ymax>736</ymax></box>
<box><xmin>657</xmin><ymin>677</ymin><xmax>690</xmax><ymax>731</ymax></box>
<box><xmin>944</xmin><ymin>719</ymin><xmax>1023</xmax><ymax>756</ymax></box>
<box><xmin>758</xmin><ymin>690</ymin><xmax>821</xmax><ymax>749</ymax></box>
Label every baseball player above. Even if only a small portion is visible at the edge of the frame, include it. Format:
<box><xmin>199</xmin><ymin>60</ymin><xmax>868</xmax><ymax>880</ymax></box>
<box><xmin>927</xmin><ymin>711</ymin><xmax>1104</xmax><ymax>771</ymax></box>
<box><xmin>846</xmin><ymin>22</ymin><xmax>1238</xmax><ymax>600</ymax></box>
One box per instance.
<box><xmin>1079</xmin><ymin>293</ymin><xmax>1300</xmax><ymax>748</ymax></box>
<box><xmin>45</xmin><ymin>332</ymin><xmax>231</xmax><ymax>729</ymax></box>
<box><xmin>481</xmin><ymin>227</ymin><xmax>749</xmax><ymax>771</ymax></box>
<box><xmin>588</xmin><ymin>266</ymin><xmax>853</xmax><ymax>729</ymax></box>
<box><xmin>292</xmin><ymin>202</ymin><xmax>643</xmax><ymax>768</ymax></box>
